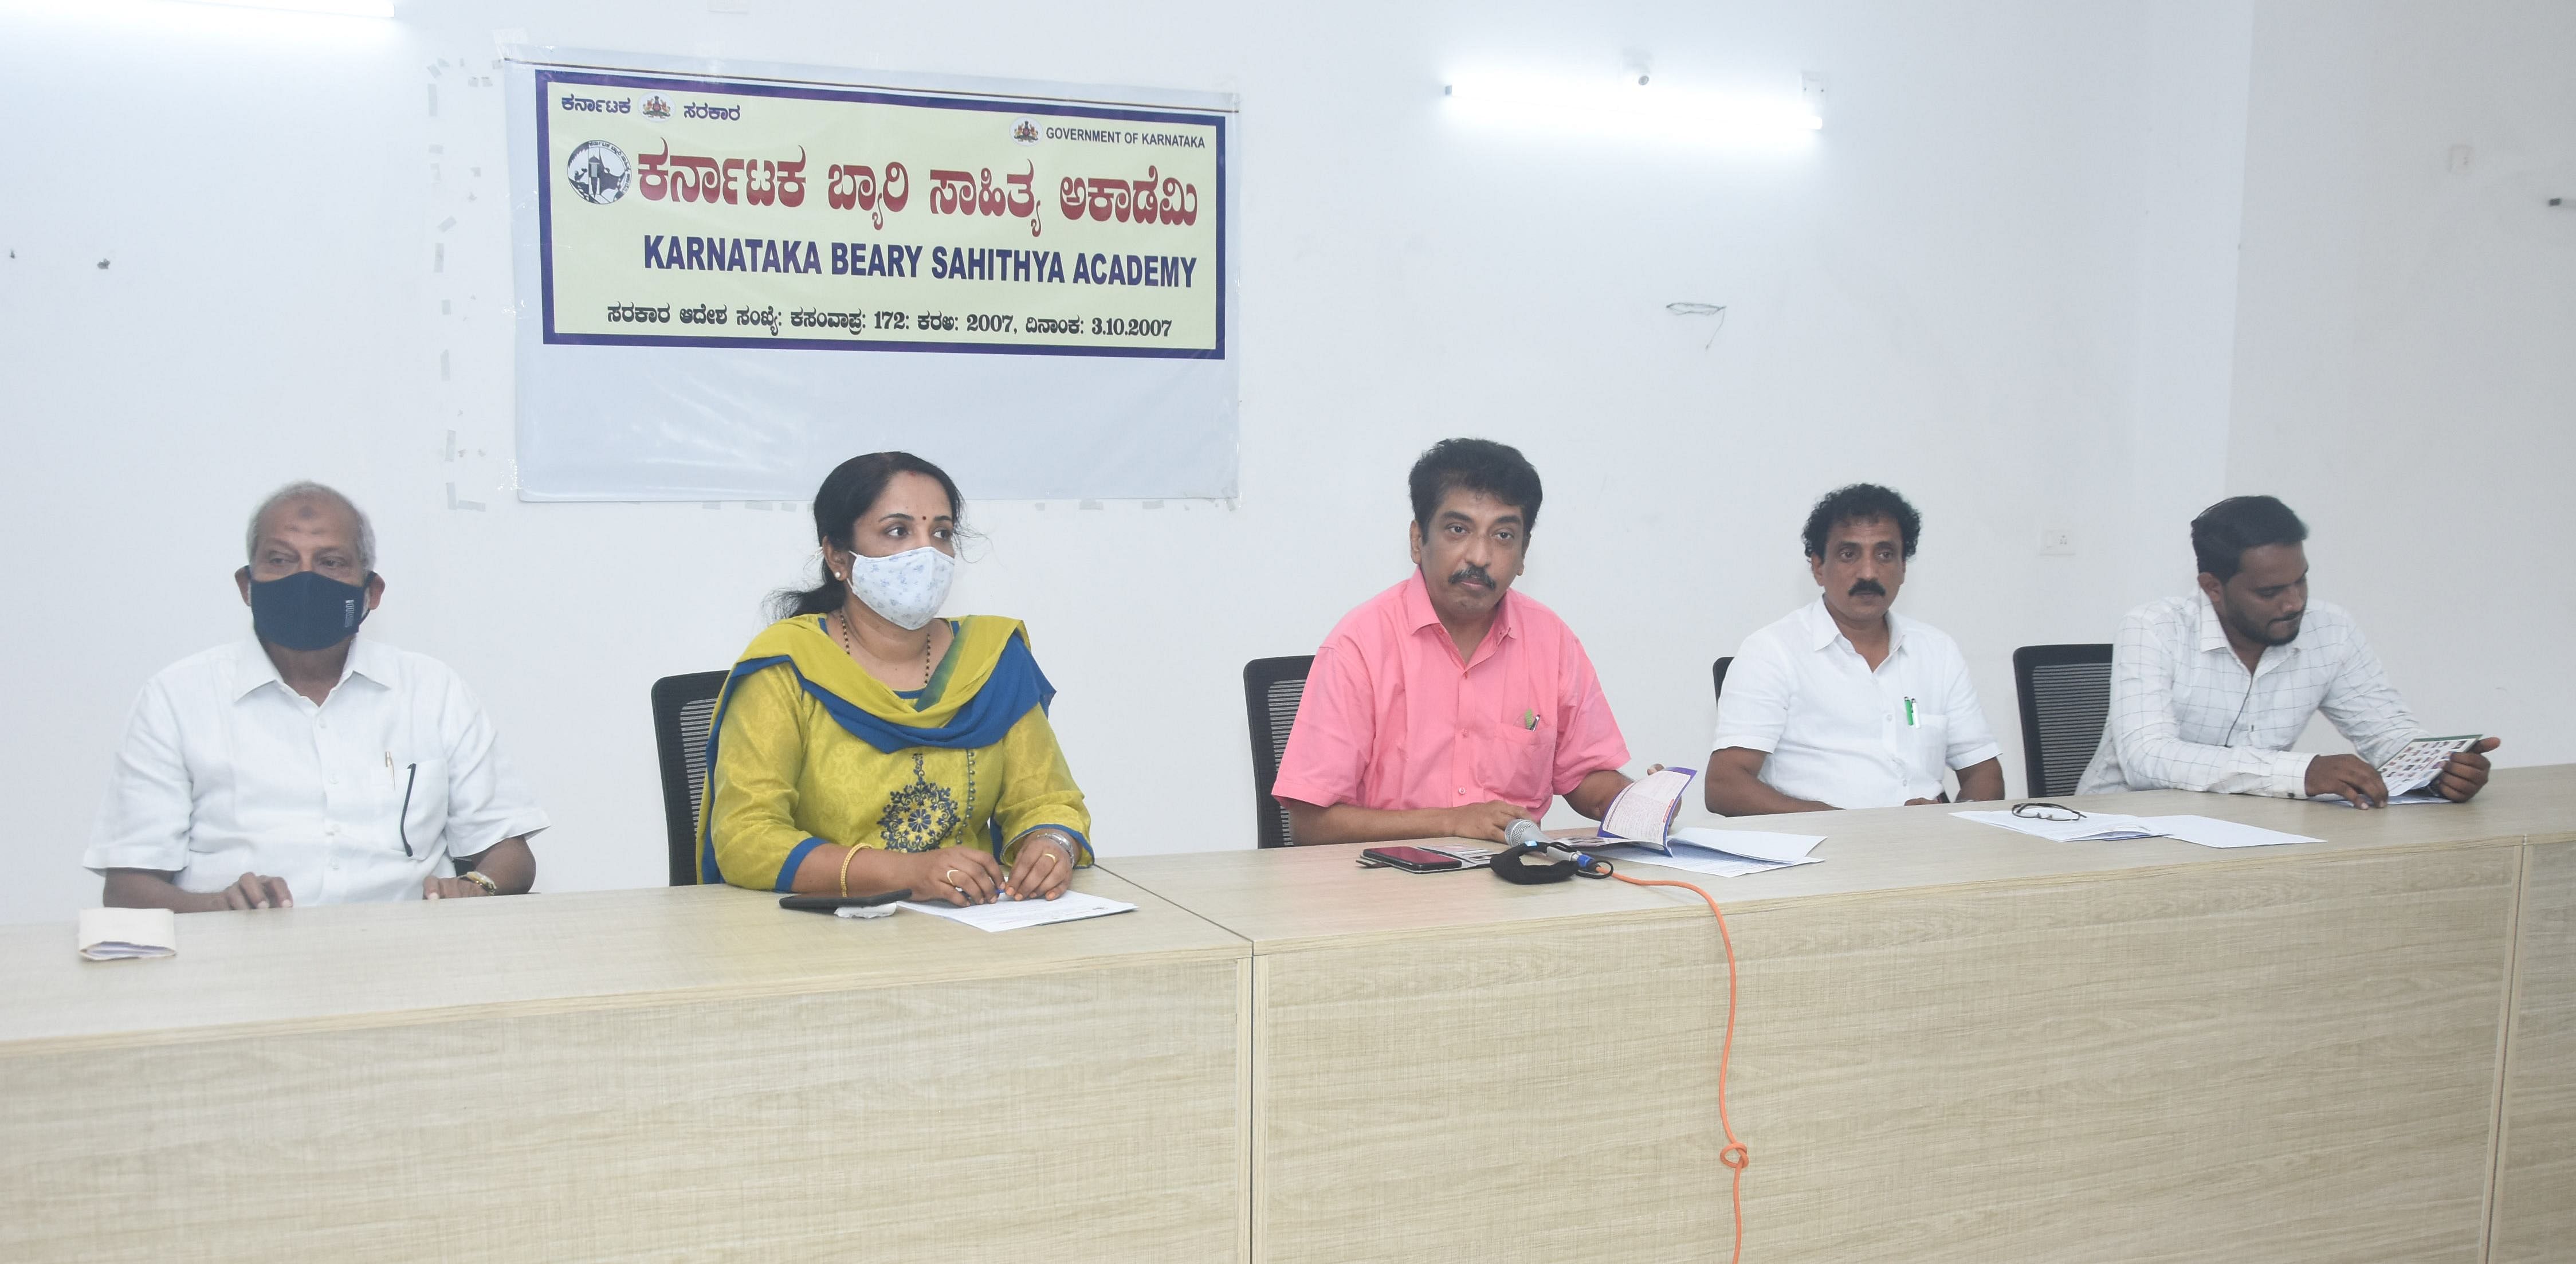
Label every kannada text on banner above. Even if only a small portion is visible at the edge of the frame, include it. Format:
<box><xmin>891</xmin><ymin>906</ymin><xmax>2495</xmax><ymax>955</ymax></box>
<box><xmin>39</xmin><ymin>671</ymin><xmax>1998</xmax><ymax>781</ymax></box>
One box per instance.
<box><xmin>536</xmin><ymin>69</ymin><xmax>1224</xmax><ymax>358</ymax></box>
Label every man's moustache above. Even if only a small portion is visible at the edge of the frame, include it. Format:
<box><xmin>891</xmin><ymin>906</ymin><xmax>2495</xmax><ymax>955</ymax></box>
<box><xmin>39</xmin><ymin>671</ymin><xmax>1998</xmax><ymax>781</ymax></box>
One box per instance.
<box><xmin>1848</xmin><ymin>581</ymin><xmax>1886</xmax><ymax>597</ymax></box>
<box><xmin>1449</xmin><ymin>567</ymin><xmax>1494</xmax><ymax>588</ymax></box>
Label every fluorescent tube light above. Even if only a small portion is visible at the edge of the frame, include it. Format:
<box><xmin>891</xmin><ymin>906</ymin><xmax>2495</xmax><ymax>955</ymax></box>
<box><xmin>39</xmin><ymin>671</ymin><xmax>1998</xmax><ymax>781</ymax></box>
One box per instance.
<box><xmin>1444</xmin><ymin>70</ymin><xmax>1821</xmax><ymax>150</ymax></box>
<box><xmin>178</xmin><ymin>0</ymin><xmax>396</xmax><ymax>15</ymax></box>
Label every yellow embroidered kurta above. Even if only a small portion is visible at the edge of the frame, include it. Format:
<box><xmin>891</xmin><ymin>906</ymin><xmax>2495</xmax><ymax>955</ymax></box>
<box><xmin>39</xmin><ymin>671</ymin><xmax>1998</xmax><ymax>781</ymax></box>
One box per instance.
<box><xmin>699</xmin><ymin>614</ymin><xmax>1090</xmax><ymax>891</ymax></box>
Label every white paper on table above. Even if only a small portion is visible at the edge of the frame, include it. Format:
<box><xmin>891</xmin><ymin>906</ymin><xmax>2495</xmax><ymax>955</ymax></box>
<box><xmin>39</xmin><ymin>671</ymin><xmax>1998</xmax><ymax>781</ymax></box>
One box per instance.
<box><xmin>77</xmin><ymin>906</ymin><xmax>176</xmax><ymax>960</ymax></box>
<box><xmin>2315</xmin><ymin>792</ymin><xmax>2448</xmax><ymax>807</ymax></box>
<box><xmin>2133</xmin><ymin>814</ymin><xmax>2321</xmax><ymax>849</ymax></box>
<box><xmin>896</xmin><ymin>890</ymin><xmax>1137</xmax><ymax>933</ymax></box>
<box><xmin>1598</xmin><ymin>767</ymin><xmax>1698</xmax><ymax>850</ymax></box>
<box><xmin>1951</xmin><ymin>809</ymin><xmax>2169</xmax><ymax>843</ymax></box>
<box><xmin>1667</xmin><ymin>827</ymin><xmax>1827</xmax><ymax>865</ymax></box>
<box><xmin>1596</xmin><ymin>843</ymin><xmax>1821</xmax><ymax>879</ymax></box>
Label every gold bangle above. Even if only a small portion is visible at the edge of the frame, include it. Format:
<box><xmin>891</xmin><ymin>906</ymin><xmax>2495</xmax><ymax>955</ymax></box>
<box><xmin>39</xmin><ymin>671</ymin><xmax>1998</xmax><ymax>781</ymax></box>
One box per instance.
<box><xmin>838</xmin><ymin>844</ymin><xmax>863</xmax><ymax>899</ymax></box>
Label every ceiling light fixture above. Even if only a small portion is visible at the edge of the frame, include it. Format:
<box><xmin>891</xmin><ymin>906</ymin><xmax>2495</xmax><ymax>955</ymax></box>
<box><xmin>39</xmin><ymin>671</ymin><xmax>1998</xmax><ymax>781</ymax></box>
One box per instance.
<box><xmin>1443</xmin><ymin>69</ymin><xmax>1821</xmax><ymax>151</ymax></box>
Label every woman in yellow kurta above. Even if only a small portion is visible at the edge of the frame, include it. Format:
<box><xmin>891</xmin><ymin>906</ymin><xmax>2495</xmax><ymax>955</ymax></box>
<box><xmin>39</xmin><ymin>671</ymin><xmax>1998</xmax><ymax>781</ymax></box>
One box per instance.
<box><xmin>699</xmin><ymin>453</ymin><xmax>1089</xmax><ymax>903</ymax></box>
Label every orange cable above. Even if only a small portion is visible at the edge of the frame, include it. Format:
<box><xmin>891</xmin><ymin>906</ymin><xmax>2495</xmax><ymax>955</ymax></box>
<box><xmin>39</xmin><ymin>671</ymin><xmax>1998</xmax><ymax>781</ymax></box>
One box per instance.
<box><xmin>1615</xmin><ymin>871</ymin><xmax>1749</xmax><ymax>1263</ymax></box>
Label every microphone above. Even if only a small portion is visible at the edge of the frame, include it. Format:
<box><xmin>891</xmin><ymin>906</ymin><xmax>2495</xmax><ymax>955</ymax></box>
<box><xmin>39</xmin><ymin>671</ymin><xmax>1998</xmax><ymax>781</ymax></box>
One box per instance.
<box><xmin>1492</xmin><ymin>817</ymin><xmax>1608</xmax><ymax>882</ymax></box>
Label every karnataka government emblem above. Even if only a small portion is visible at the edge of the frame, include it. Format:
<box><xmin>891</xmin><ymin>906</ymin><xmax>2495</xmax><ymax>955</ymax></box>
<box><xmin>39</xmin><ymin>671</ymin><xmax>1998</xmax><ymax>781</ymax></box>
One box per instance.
<box><xmin>564</xmin><ymin>139</ymin><xmax>631</xmax><ymax>205</ymax></box>
<box><xmin>643</xmin><ymin>95</ymin><xmax>671</xmax><ymax>119</ymax></box>
<box><xmin>1012</xmin><ymin>118</ymin><xmax>1040</xmax><ymax>145</ymax></box>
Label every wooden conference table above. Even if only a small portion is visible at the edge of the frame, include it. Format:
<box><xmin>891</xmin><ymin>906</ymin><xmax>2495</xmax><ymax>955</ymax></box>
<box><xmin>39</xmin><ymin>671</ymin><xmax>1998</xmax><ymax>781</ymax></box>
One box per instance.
<box><xmin>0</xmin><ymin>870</ymin><xmax>1251</xmax><ymax>1262</ymax></box>
<box><xmin>1110</xmin><ymin>766</ymin><xmax>2574</xmax><ymax>1264</ymax></box>
<box><xmin>1</xmin><ymin>767</ymin><xmax>2568</xmax><ymax>1263</ymax></box>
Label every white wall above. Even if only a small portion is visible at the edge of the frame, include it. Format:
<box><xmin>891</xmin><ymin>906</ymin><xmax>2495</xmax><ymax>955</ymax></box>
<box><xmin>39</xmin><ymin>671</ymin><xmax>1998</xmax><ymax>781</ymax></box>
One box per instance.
<box><xmin>2227</xmin><ymin>0</ymin><xmax>2576</xmax><ymax>763</ymax></box>
<box><xmin>6</xmin><ymin>0</ymin><xmax>2550</xmax><ymax>928</ymax></box>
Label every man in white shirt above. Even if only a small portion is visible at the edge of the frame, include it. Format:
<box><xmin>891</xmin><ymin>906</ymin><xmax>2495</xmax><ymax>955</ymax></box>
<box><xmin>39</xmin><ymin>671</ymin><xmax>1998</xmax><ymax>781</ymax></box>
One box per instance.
<box><xmin>87</xmin><ymin>482</ymin><xmax>547</xmax><ymax>910</ymax></box>
<box><xmin>1705</xmin><ymin>484</ymin><xmax>2005</xmax><ymax>814</ymax></box>
<box><xmin>2078</xmin><ymin>494</ymin><xmax>2499</xmax><ymax>807</ymax></box>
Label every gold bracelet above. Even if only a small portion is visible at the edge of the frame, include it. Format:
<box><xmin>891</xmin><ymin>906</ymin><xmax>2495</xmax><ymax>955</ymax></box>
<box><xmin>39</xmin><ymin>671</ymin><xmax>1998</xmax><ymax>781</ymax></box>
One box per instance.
<box><xmin>838</xmin><ymin>844</ymin><xmax>863</xmax><ymax>898</ymax></box>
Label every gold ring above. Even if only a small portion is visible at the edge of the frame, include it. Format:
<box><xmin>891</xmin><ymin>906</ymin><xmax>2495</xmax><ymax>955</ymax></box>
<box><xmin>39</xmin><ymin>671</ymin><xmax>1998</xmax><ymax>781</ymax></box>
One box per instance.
<box><xmin>945</xmin><ymin>869</ymin><xmax>961</xmax><ymax>885</ymax></box>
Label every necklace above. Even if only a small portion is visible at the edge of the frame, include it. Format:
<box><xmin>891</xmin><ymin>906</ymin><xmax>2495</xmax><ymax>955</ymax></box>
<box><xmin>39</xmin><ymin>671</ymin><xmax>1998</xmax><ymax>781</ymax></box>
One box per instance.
<box><xmin>836</xmin><ymin>607</ymin><xmax>937</xmax><ymax>690</ymax></box>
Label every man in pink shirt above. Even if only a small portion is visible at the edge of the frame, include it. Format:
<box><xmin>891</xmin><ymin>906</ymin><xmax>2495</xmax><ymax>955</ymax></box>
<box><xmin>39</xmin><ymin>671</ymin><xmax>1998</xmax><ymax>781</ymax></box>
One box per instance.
<box><xmin>1272</xmin><ymin>438</ymin><xmax>1635</xmax><ymax>845</ymax></box>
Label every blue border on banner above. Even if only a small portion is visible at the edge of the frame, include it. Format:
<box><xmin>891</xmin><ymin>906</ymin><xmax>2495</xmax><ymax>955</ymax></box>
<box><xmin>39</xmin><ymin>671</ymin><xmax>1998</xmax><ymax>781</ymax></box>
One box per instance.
<box><xmin>534</xmin><ymin>68</ymin><xmax>1227</xmax><ymax>361</ymax></box>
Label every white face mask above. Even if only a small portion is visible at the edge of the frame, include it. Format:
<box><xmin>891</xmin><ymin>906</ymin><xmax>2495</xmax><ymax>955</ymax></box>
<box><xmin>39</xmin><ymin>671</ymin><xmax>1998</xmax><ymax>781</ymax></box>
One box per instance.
<box><xmin>840</xmin><ymin>544</ymin><xmax>956</xmax><ymax>631</ymax></box>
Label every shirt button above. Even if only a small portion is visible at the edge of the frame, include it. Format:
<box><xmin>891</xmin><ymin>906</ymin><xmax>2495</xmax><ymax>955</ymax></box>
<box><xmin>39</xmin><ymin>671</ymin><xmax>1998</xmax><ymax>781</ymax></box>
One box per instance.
<box><xmin>326</xmin><ymin>823</ymin><xmax>341</xmax><ymax>836</ymax></box>
<box><xmin>1458</xmin><ymin>787</ymin><xmax>1470</xmax><ymax>796</ymax></box>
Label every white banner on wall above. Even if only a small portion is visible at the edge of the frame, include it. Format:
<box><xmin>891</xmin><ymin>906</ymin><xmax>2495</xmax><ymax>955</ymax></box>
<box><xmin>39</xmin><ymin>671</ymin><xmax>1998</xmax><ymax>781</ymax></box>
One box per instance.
<box><xmin>504</xmin><ymin>51</ymin><xmax>1239</xmax><ymax>501</ymax></box>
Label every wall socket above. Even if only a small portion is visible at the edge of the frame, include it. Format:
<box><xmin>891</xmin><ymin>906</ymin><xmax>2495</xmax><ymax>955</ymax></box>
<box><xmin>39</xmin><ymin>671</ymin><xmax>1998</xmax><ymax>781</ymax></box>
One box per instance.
<box><xmin>2039</xmin><ymin>527</ymin><xmax>2075</xmax><ymax>555</ymax></box>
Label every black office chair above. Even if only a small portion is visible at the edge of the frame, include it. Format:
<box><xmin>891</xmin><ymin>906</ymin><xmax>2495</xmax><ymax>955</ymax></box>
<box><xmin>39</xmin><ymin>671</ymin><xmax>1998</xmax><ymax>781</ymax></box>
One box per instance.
<box><xmin>1711</xmin><ymin>656</ymin><xmax>1734</xmax><ymax>707</ymax></box>
<box><xmin>1242</xmin><ymin>655</ymin><xmax>1316</xmax><ymax>849</ymax></box>
<box><xmin>2012</xmin><ymin>644</ymin><xmax>2115</xmax><ymax>798</ymax></box>
<box><xmin>651</xmin><ymin>670</ymin><xmax>732</xmax><ymax>885</ymax></box>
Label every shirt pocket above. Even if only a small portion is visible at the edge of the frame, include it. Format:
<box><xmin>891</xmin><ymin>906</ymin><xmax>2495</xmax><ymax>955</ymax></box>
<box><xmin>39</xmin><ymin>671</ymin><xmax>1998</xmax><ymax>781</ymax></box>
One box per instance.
<box><xmin>391</xmin><ymin>756</ymin><xmax>450</xmax><ymax>858</ymax></box>
<box><xmin>1476</xmin><ymin>712</ymin><xmax>1557</xmax><ymax>807</ymax></box>
<box><xmin>1910</xmin><ymin>711</ymin><xmax>1951</xmax><ymax>770</ymax></box>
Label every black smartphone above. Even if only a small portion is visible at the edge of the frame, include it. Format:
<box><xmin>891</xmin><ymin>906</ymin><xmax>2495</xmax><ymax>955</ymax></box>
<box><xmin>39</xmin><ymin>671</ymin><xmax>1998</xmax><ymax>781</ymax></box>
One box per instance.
<box><xmin>779</xmin><ymin>890</ymin><xmax>912</xmax><ymax>913</ymax></box>
<box><xmin>1360</xmin><ymin>846</ymin><xmax>1466</xmax><ymax>873</ymax></box>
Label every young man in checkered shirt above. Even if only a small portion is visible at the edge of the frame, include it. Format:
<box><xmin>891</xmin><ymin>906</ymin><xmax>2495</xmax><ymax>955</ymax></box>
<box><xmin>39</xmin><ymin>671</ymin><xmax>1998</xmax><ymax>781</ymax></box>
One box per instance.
<box><xmin>2078</xmin><ymin>495</ymin><xmax>2499</xmax><ymax>807</ymax></box>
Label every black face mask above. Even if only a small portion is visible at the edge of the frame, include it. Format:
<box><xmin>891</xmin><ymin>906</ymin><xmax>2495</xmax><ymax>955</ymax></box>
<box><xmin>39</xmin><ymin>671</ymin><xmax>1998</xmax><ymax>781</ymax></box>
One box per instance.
<box><xmin>249</xmin><ymin>571</ymin><xmax>371</xmax><ymax>650</ymax></box>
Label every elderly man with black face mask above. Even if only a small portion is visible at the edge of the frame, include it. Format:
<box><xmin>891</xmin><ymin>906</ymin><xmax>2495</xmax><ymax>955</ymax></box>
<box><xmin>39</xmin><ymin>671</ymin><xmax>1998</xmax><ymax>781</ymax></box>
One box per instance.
<box><xmin>1705</xmin><ymin>483</ymin><xmax>2006</xmax><ymax>815</ymax></box>
<box><xmin>2078</xmin><ymin>494</ymin><xmax>2499</xmax><ymax>808</ymax></box>
<box><xmin>85</xmin><ymin>482</ymin><xmax>545</xmax><ymax>911</ymax></box>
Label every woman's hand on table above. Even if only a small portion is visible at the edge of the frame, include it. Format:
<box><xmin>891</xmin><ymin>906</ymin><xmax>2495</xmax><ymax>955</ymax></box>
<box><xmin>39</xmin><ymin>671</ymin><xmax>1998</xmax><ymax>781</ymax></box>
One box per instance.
<box><xmin>1004</xmin><ymin>833</ymin><xmax>1078</xmax><ymax>902</ymax></box>
<box><xmin>909</xmin><ymin>846</ymin><xmax>1004</xmax><ymax>905</ymax></box>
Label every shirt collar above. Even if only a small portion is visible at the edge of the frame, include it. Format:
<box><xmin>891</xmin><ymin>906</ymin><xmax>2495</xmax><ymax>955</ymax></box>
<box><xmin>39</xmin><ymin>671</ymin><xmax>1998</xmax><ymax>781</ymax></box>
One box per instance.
<box><xmin>344</xmin><ymin>635</ymin><xmax>396</xmax><ymax>686</ymax></box>
<box><xmin>229</xmin><ymin>634</ymin><xmax>391</xmax><ymax>701</ymax></box>
<box><xmin>1403</xmin><ymin>570</ymin><xmax>1519</xmax><ymax>657</ymax></box>
<box><xmin>1798</xmin><ymin>595</ymin><xmax>1904</xmax><ymax>657</ymax></box>
<box><xmin>2194</xmin><ymin>590</ymin><xmax>2299</xmax><ymax>672</ymax></box>
<box><xmin>2194</xmin><ymin>591</ymin><xmax>2232</xmax><ymax>654</ymax></box>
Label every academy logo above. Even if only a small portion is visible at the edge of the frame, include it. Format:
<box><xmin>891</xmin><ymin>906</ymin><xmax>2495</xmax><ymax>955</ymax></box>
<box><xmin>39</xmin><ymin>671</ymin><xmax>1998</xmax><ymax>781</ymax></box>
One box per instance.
<box><xmin>565</xmin><ymin>139</ymin><xmax>631</xmax><ymax>205</ymax></box>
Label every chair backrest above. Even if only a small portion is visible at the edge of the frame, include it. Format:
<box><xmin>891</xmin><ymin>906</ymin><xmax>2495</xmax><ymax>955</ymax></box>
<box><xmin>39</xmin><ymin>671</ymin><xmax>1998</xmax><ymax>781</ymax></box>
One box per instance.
<box><xmin>1242</xmin><ymin>655</ymin><xmax>1316</xmax><ymax>849</ymax></box>
<box><xmin>1711</xmin><ymin>656</ymin><xmax>1734</xmax><ymax>708</ymax></box>
<box><xmin>2012</xmin><ymin>644</ymin><xmax>2115</xmax><ymax>798</ymax></box>
<box><xmin>650</xmin><ymin>670</ymin><xmax>732</xmax><ymax>885</ymax></box>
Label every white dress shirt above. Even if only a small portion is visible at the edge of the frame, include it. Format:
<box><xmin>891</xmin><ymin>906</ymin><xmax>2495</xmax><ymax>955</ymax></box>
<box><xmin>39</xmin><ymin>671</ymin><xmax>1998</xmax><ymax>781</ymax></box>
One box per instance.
<box><xmin>1713</xmin><ymin>598</ymin><xmax>2002</xmax><ymax>809</ymax></box>
<box><xmin>2078</xmin><ymin>594</ymin><xmax>2421</xmax><ymax>798</ymax></box>
<box><xmin>85</xmin><ymin>635</ymin><xmax>548</xmax><ymax>904</ymax></box>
